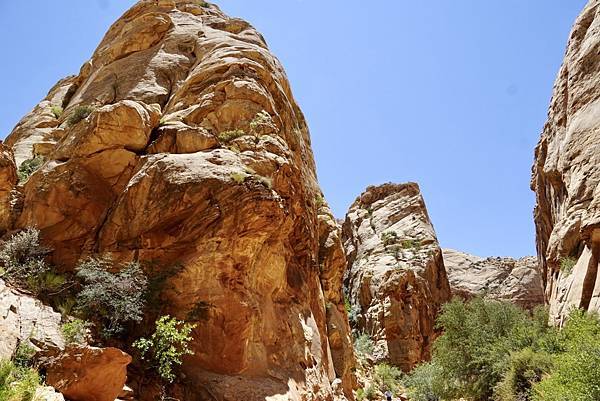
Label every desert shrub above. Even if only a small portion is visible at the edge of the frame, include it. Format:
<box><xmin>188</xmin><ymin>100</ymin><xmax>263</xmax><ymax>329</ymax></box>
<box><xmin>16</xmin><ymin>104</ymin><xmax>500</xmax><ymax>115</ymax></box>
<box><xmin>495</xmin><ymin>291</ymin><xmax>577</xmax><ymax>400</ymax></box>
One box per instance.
<box><xmin>0</xmin><ymin>360</ymin><xmax>40</xmax><ymax>401</ymax></box>
<box><xmin>17</xmin><ymin>157</ymin><xmax>44</xmax><ymax>183</ymax></box>
<box><xmin>356</xmin><ymin>385</ymin><xmax>377</xmax><ymax>401</ymax></box>
<box><xmin>430</xmin><ymin>298</ymin><xmax>544</xmax><ymax>401</ymax></box>
<box><xmin>404</xmin><ymin>362</ymin><xmax>444</xmax><ymax>401</ymax></box>
<box><xmin>230</xmin><ymin>171</ymin><xmax>247</xmax><ymax>184</ymax></box>
<box><xmin>373</xmin><ymin>363</ymin><xmax>403</xmax><ymax>393</ymax></box>
<box><xmin>218</xmin><ymin>129</ymin><xmax>245</xmax><ymax>143</ymax></box>
<box><xmin>249</xmin><ymin>110</ymin><xmax>276</xmax><ymax>137</ymax></box>
<box><xmin>76</xmin><ymin>256</ymin><xmax>148</xmax><ymax>336</ymax></box>
<box><xmin>354</xmin><ymin>333</ymin><xmax>375</xmax><ymax>358</ymax></box>
<box><xmin>0</xmin><ymin>228</ymin><xmax>49</xmax><ymax>285</ymax></box>
<box><xmin>381</xmin><ymin>231</ymin><xmax>399</xmax><ymax>246</ymax></box>
<box><xmin>559</xmin><ymin>257</ymin><xmax>577</xmax><ymax>274</ymax></box>
<box><xmin>494</xmin><ymin>348</ymin><xmax>553</xmax><ymax>401</ymax></box>
<box><xmin>13</xmin><ymin>342</ymin><xmax>35</xmax><ymax>369</ymax></box>
<box><xmin>61</xmin><ymin>319</ymin><xmax>91</xmax><ymax>344</ymax></box>
<box><xmin>133</xmin><ymin>315</ymin><xmax>196</xmax><ymax>383</ymax></box>
<box><xmin>50</xmin><ymin>105</ymin><xmax>63</xmax><ymax>119</ymax></box>
<box><xmin>401</xmin><ymin>239</ymin><xmax>421</xmax><ymax>250</ymax></box>
<box><xmin>532</xmin><ymin>310</ymin><xmax>600</xmax><ymax>401</ymax></box>
<box><xmin>66</xmin><ymin>105</ymin><xmax>94</xmax><ymax>127</ymax></box>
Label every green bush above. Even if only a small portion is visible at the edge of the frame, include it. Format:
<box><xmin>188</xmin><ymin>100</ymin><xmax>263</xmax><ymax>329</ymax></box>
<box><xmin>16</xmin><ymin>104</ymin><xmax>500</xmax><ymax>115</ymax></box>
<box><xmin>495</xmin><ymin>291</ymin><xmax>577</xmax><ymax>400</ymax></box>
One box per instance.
<box><xmin>559</xmin><ymin>257</ymin><xmax>577</xmax><ymax>274</ymax></box>
<box><xmin>50</xmin><ymin>105</ymin><xmax>63</xmax><ymax>119</ymax></box>
<box><xmin>381</xmin><ymin>231</ymin><xmax>399</xmax><ymax>246</ymax></box>
<box><xmin>532</xmin><ymin>310</ymin><xmax>600</xmax><ymax>401</ymax></box>
<box><xmin>61</xmin><ymin>319</ymin><xmax>91</xmax><ymax>344</ymax></box>
<box><xmin>218</xmin><ymin>129</ymin><xmax>245</xmax><ymax>143</ymax></box>
<box><xmin>494</xmin><ymin>348</ymin><xmax>553</xmax><ymax>401</ymax></box>
<box><xmin>356</xmin><ymin>385</ymin><xmax>377</xmax><ymax>401</ymax></box>
<box><xmin>17</xmin><ymin>157</ymin><xmax>44</xmax><ymax>183</ymax></box>
<box><xmin>0</xmin><ymin>360</ymin><xmax>40</xmax><ymax>401</ymax></box>
<box><xmin>0</xmin><ymin>228</ymin><xmax>49</xmax><ymax>285</ymax></box>
<box><xmin>403</xmin><ymin>362</ymin><xmax>444</xmax><ymax>401</ymax></box>
<box><xmin>133</xmin><ymin>315</ymin><xmax>196</xmax><ymax>383</ymax></box>
<box><xmin>354</xmin><ymin>333</ymin><xmax>375</xmax><ymax>358</ymax></box>
<box><xmin>13</xmin><ymin>342</ymin><xmax>35</xmax><ymax>369</ymax></box>
<box><xmin>66</xmin><ymin>105</ymin><xmax>94</xmax><ymax>127</ymax></box>
<box><xmin>76</xmin><ymin>256</ymin><xmax>148</xmax><ymax>336</ymax></box>
<box><xmin>373</xmin><ymin>363</ymin><xmax>403</xmax><ymax>393</ymax></box>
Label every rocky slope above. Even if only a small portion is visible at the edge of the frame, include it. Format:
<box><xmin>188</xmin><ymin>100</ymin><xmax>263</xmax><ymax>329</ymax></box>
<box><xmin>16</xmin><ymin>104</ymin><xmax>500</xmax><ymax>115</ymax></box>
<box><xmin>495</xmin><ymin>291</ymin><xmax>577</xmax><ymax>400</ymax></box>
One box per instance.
<box><xmin>1</xmin><ymin>1</ymin><xmax>354</xmax><ymax>400</ymax></box>
<box><xmin>532</xmin><ymin>0</ymin><xmax>600</xmax><ymax>325</ymax></box>
<box><xmin>442</xmin><ymin>249</ymin><xmax>544</xmax><ymax>310</ymax></box>
<box><xmin>342</xmin><ymin>183</ymin><xmax>451</xmax><ymax>371</ymax></box>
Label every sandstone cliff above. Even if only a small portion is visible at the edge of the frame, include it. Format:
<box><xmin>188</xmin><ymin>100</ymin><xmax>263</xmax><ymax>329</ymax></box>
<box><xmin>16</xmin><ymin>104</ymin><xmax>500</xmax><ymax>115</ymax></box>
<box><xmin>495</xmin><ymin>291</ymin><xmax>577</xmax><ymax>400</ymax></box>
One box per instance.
<box><xmin>442</xmin><ymin>249</ymin><xmax>544</xmax><ymax>310</ymax></box>
<box><xmin>1</xmin><ymin>1</ymin><xmax>353</xmax><ymax>399</ymax></box>
<box><xmin>342</xmin><ymin>183</ymin><xmax>451</xmax><ymax>371</ymax></box>
<box><xmin>532</xmin><ymin>0</ymin><xmax>600</xmax><ymax>325</ymax></box>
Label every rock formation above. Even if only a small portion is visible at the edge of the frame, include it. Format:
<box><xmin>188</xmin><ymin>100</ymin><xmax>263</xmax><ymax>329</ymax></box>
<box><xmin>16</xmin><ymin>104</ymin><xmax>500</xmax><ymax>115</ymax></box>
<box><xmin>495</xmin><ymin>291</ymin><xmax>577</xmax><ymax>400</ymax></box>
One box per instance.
<box><xmin>531</xmin><ymin>0</ymin><xmax>600</xmax><ymax>324</ymax></box>
<box><xmin>0</xmin><ymin>278</ymin><xmax>64</xmax><ymax>359</ymax></box>
<box><xmin>38</xmin><ymin>345</ymin><xmax>132</xmax><ymax>401</ymax></box>
<box><xmin>342</xmin><ymin>183</ymin><xmax>451</xmax><ymax>371</ymax></box>
<box><xmin>442</xmin><ymin>249</ymin><xmax>544</xmax><ymax>310</ymax></box>
<box><xmin>1</xmin><ymin>1</ymin><xmax>354</xmax><ymax>399</ymax></box>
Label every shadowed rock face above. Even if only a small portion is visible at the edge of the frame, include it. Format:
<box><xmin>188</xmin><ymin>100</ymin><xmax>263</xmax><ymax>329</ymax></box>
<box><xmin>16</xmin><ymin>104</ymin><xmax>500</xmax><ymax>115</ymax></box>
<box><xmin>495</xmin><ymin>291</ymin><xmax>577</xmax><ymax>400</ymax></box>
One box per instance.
<box><xmin>342</xmin><ymin>183</ymin><xmax>451</xmax><ymax>371</ymax></box>
<box><xmin>1</xmin><ymin>1</ymin><xmax>353</xmax><ymax>399</ymax></box>
<box><xmin>442</xmin><ymin>249</ymin><xmax>544</xmax><ymax>310</ymax></box>
<box><xmin>532</xmin><ymin>0</ymin><xmax>600</xmax><ymax>325</ymax></box>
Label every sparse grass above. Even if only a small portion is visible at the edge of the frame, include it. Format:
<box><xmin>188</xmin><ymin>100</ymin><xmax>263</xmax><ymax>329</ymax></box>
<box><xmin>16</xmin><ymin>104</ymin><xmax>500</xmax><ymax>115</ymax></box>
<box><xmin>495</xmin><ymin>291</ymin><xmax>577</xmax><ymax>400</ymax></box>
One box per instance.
<box><xmin>381</xmin><ymin>231</ymin><xmax>399</xmax><ymax>247</ymax></box>
<box><xmin>17</xmin><ymin>157</ymin><xmax>44</xmax><ymax>183</ymax></box>
<box><xmin>13</xmin><ymin>342</ymin><xmax>35</xmax><ymax>369</ymax></box>
<box><xmin>230</xmin><ymin>172</ymin><xmax>247</xmax><ymax>184</ymax></box>
<box><xmin>0</xmin><ymin>360</ymin><xmax>41</xmax><ymax>401</ymax></box>
<box><xmin>66</xmin><ymin>105</ymin><xmax>94</xmax><ymax>127</ymax></box>
<box><xmin>401</xmin><ymin>239</ymin><xmax>421</xmax><ymax>250</ymax></box>
<box><xmin>559</xmin><ymin>257</ymin><xmax>577</xmax><ymax>274</ymax></box>
<box><xmin>218</xmin><ymin>129</ymin><xmax>245</xmax><ymax>143</ymax></box>
<box><xmin>50</xmin><ymin>105</ymin><xmax>63</xmax><ymax>119</ymax></box>
<box><xmin>61</xmin><ymin>319</ymin><xmax>91</xmax><ymax>345</ymax></box>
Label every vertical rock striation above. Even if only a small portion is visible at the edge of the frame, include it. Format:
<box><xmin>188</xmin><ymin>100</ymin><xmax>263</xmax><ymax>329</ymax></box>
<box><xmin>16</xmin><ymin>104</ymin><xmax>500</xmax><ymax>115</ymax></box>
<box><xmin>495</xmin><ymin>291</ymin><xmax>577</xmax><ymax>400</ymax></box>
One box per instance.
<box><xmin>532</xmin><ymin>0</ymin><xmax>600</xmax><ymax>324</ymax></box>
<box><xmin>1</xmin><ymin>1</ymin><xmax>354</xmax><ymax>399</ymax></box>
<box><xmin>342</xmin><ymin>183</ymin><xmax>450</xmax><ymax>371</ymax></box>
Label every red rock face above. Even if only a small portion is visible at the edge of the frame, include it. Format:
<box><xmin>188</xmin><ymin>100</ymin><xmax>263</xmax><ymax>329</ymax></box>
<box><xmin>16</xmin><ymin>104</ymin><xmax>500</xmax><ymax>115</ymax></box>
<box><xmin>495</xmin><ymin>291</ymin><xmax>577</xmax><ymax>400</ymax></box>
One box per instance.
<box><xmin>342</xmin><ymin>183</ymin><xmax>451</xmax><ymax>371</ymax></box>
<box><xmin>532</xmin><ymin>0</ymin><xmax>600</xmax><ymax>324</ymax></box>
<box><xmin>2</xmin><ymin>1</ymin><xmax>354</xmax><ymax>399</ymax></box>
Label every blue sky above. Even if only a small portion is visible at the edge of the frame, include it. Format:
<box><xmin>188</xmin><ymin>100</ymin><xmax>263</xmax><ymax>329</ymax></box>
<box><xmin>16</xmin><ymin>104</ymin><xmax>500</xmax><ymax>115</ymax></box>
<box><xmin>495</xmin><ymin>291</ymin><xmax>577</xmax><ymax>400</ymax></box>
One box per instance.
<box><xmin>0</xmin><ymin>1</ymin><xmax>587</xmax><ymax>257</ymax></box>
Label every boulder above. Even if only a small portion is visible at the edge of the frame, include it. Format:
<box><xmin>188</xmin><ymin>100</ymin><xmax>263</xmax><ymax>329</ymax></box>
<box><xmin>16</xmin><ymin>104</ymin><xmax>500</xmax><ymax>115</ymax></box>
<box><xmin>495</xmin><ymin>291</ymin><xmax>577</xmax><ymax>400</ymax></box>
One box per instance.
<box><xmin>39</xmin><ymin>345</ymin><xmax>132</xmax><ymax>401</ymax></box>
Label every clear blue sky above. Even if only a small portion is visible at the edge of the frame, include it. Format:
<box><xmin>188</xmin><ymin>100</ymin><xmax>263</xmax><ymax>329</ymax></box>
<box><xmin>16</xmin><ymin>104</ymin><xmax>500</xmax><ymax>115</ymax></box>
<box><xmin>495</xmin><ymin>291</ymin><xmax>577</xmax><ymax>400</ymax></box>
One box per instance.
<box><xmin>0</xmin><ymin>1</ymin><xmax>587</xmax><ymax>257</ymax></box>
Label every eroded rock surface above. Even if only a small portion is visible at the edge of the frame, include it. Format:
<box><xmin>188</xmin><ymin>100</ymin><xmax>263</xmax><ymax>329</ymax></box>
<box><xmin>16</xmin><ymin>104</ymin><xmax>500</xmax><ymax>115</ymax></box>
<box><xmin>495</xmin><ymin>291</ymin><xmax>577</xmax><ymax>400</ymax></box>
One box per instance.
<box><xmin>0</xmin><ymin>279</ymin><xmax>64</xmax><ymax>360</ymax></box>
<box><xmin>2</xmin><ymin>1</ymin><xmax>354</xmax><ymax>399</ymax></box>
<box><xmin>39</xmin><ymin>345</ymin><xmax>131</xmax><ymax>401</ymax></box>
<box><xmin>531</xmin><ymin>0</ymin><xmax>600</xmax><ymax>324</ymax></box>
<box><xmin>442</xmin><ymin>249</ymin><xmax>544</xmax><ymax>310</ymax></box>
<box><xmin>342</xmin><ymin>183</ymin><xmax>451</xmax><ymax>371</ymax></box>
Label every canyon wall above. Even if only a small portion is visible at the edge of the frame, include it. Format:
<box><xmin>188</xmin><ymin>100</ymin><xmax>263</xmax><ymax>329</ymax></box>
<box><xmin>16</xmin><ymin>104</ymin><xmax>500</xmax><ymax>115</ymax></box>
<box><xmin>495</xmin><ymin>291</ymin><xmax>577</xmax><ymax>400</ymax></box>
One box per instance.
<box><xmin>532</xmin><ymin>0</ymin><xmax>600</xmax><ymax>324</ymax></box>
<box><xmin>1</xmin><ymin>1</ymin><xmax>354</xmax><ymax>399</ymax></box>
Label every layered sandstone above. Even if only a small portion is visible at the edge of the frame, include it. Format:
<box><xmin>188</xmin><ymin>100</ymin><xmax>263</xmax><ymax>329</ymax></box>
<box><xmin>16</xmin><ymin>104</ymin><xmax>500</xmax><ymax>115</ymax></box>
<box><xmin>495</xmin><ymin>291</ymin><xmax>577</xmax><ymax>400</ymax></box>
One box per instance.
<box><xmin>2</xmin><ymin>1</ymin><xmax>353</xmax><ymax>399</ymax></box>
<box><xmin>532</xmin><ymin>0</ymin><xmax>600</xmax><ymax>324</ymax></box>
<box><xmin>442</xmin><ymin>249</ymin><xmax>544</xmax><ymax>310</ymax></box>
<box><xmin>342</xmin><ymin>183</ymin><xmax>451</xmax><ymax>371</ymax></box>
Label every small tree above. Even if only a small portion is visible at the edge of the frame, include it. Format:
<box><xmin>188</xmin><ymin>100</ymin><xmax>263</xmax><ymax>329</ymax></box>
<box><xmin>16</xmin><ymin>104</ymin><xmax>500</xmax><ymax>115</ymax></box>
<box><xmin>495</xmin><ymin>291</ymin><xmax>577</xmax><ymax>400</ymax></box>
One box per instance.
<box><xmin>133</xmin><ymin>315</ymin><xmax>197</xmax><ymax>383</ymax></box>
<box><xmin>76</xmin><ymin>256</ymin><xmax>147</xmax><ymax>336</ymax></box>
<box><xmin>17</xmin><ymin>157</ymin><xmax>44</xmax><ymax>183</ymax></box>
<box><xmin>0</xmin><ymin>228</ymin><xmax>49</xmax><ymax>284</ymax></box>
